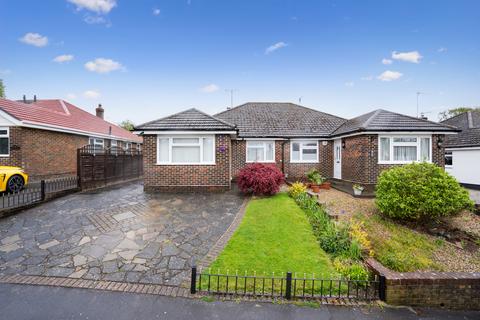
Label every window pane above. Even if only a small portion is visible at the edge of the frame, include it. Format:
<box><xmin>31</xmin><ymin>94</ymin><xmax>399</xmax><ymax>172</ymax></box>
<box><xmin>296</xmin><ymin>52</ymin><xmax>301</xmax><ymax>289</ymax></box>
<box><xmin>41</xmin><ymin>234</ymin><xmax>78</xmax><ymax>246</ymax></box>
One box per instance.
<box><xmin>291</xmin><ymin>143</ymin><xmax>300</xmax><ymax>161</ymax></box>
<box><xmin>265</xmin><ymin>142</ymin><xmax>274</xmax><ymax>161</ymax></box>
<box><xmin>0</xmin><ymin>130</ymin><xmax>8</xmax><ymax>135</ymax></box>
<box><xmin>247</xmin><ymin>141</ymin><xmax>264</xmax><ymax>147</ymax></box>
<box><xmin>420</xmin><ymin>138</ymin><xmax>430</xmax><ymax>161</ymax></box>
<box><xmin>247</xmin><ymin>147</ymin><xmax>264</xmax><ymax>162</ymax></box>
<box><xmin>158</xmin><ymin>138</ymin><xmax>169</xmax><ymax>162</ymax></box>
<box><xmin>203</xmin><ymin>137</ymin><xmax>214</xmax><ymax>162</ymax></box>
<box><xmin>303</xmin><ymin>142</ymin><xmax>317</xmax><ymax>147</ymax></box>
<box><xmin>302</xmin><ymin>148</ymin><xmax>317</xmax><ymax>161</ymax></box>
<box><xmin>0</xmin><ymin>138</ymin><xmax>8</xmax><ymax>155</ymax></box>
<box><xmin>393</xmin><ymin>146</ymin><xmax>417</xmax><ymax>161</ymax></box>
<box><xmin>172</xmin><ymin>138</ymin><xmax>199</xmax><ymax>144</ymax></box>
<box><xmin>172</xmin><ymin>146</ymin><xmax>200</xmax><ymax>163</ymax></box>
<box><xmin>393</xmin><ymin>137</ymin><xmax>417</xmax><ymax>143</ymax></box>
<box><xmin>445</xmin><ymin>152</ymin><xmax>452</xmax><ymax>166</ymax></box>
<box><xmin>380</xmin><ymin>138</ymin><xmax>390</xmax><ymax>161</ymax></box>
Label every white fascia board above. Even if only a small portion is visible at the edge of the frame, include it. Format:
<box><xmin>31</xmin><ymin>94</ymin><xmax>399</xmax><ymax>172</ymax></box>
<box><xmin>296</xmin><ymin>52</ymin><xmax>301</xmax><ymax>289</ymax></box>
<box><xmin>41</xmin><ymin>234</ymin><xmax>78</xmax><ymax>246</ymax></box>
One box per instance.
<box><xmin>235</xmin><ymin>137</ymin><xmax>287</xmax><ymax>141</ymax></box>
<box><xmin>0</xmin><ymin>110</ymin><xmax>22</xmax><ymax>126</ymax></box>
<box><xmin>445</xmin><ymin>146</ymin><xmax>480</xmax><ymax>151</ymax></box>
<box><xmin>330</xmin><ymin>131</ymin><xmax>458</xmax><ymax>139</ymax></box>
<box><xmin>137</xmin><ymin>130</ymin><xmax>237</xmax><ymax>135</ymax></box>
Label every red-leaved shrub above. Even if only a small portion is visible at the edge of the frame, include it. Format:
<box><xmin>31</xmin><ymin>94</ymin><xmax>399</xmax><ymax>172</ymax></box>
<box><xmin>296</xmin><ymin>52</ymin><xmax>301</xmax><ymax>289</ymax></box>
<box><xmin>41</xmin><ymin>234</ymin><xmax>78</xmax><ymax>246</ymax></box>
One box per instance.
<box><xmin>237</xmin><ymin>163</ymin><xmax>285</xmax><ymax>195</ymax></box>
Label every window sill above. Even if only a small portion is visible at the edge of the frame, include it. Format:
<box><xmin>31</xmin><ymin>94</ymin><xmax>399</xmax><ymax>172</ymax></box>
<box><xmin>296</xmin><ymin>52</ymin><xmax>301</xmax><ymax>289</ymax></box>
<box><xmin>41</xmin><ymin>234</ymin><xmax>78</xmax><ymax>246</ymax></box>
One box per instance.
<box><xmin>156</xmin><ymin>162</ymin><xmax>216</xmax><ymax>166</ymax></box>
<box><xmin>290</xmin><ymin>161</ymin><xmax>319</xmax><ymax>164</ymax></box>
<box><xmin>378</xmin><ymin>160</ymin><xmax>432</xmax><ymax>165</ymax></box>
<box><xmin>245</xmin><ymin>160</ymin><xmax>276</xmax><ymax>163</ymax></box>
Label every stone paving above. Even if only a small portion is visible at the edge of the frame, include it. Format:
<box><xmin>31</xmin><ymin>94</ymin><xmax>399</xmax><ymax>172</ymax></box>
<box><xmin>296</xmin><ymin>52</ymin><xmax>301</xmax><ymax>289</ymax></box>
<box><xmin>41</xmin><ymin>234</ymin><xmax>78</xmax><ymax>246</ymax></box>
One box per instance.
<box><xmin>0</xmin><ymin>182</ymin><xmax>245</xmax><ymax>286</ymax></box>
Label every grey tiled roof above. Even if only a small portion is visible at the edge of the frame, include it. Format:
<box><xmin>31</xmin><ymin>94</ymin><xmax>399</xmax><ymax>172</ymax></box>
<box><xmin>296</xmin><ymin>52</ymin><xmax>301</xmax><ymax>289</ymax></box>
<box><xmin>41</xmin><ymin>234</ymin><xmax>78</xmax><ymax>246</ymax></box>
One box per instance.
<box><xmin>442</xmin><ymin>111</ymin><xmax>480</xmax><ymax>148</ymax></box>
<box><xmin>135</xmin><ymin>108</ymin><xmax>236</xmax><ymax>131</ymax></box>
<box><xmin>331</xmin><ymin>109</ymin><xmax>457</xmax><ymax>137</ymax></box>
<box><xmin>215</xmin><ymin>102</ymin><xmax>346</xmax><ymax>137</ymax></box>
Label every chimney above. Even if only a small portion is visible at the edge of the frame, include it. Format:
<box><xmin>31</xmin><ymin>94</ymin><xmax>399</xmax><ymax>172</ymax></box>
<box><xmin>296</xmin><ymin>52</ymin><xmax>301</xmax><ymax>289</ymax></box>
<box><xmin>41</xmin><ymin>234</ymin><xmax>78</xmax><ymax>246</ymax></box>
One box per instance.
<box><xmin>420</xmin><ymin>112</ymin><xmax>428</xmax><ymax>120</ymax></box>
<box><xmin>23</xmin><ymin>95</ymin><xmax>26</xmax><ymax>103</ymax></box>
<box><xmin>95</xmin><ymin>104</ymin><xmax>104</xmax><ymax>119</ymax></box>
<box><xmin>33</xmin><ymin>95</ymin><xmax>37</xmax><ymax>103</ymax></box>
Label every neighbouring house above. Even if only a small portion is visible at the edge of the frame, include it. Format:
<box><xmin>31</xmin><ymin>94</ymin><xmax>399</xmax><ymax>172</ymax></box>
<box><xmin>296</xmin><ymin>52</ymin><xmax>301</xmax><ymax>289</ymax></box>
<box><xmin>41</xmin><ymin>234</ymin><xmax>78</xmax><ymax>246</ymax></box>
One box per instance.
<box><xmin>135</xmin><ymin>102</ymin><xmax>457</xmax><ymax>194</ymax></box>
<box><xmin>441</xmin><ymin>110</ymin><xmax>480</xmax><ymax>189</ymax></box>
<box><xmin>0</xmin><ymin>97</ymin><xmax>142</xmax><ymax>180</ymax></box>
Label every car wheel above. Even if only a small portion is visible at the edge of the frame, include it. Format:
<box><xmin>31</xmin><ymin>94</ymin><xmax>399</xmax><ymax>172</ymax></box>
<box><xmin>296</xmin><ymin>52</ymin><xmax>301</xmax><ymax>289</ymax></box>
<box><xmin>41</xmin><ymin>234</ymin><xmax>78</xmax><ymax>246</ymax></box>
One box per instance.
<box><xmin>6</xmin><ymin>175</ymin><xmax>24</xmax><ymax>193</ymax></box>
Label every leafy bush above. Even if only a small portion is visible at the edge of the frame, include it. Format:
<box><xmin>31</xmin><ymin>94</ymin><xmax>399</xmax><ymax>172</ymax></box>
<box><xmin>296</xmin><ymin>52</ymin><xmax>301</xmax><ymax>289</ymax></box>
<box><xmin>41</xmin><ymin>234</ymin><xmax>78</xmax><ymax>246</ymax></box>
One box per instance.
<box><xmin>376</xmin><ymin>162</ymin><xmax>474</xmax><ymax>221</ymax></box>
<box><xmin>318</xmin><ymin>222</ymin><xmax>351</xmax><ymax>257</ymax></box>
<box><xmin>333</xmin><ymin>257</ymin><xmax>370</xmax><ymax>281</ymax></box>
<box><xmin>288</xmin><ymin>182</ymin><xmax>307</xmax><ymax>199</ymax></box>
<box><xmin>349</xmin><ymin>221</ymin><xmax>374</xmax><ymax>257</ymax></box>
<box><xmin>306</xmin><ymin>169</ymin><xmax>325</xmax><ymax>185</ymax></box>
<box><xmin>237</xmin><ymin>163</ymin><xmax>285</xmax><ymax>196</ymax></box>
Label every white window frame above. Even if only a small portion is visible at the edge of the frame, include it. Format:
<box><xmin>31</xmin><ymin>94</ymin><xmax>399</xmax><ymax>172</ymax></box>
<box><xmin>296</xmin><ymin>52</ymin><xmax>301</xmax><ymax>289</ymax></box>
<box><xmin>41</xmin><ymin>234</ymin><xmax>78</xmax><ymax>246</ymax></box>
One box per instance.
<box><xmin>378</xmin><ymin>135</ymin><xmax>432</xmax><ymax>164</ymax></box>
<box><xmin>89</xmin><ymin>137</ymin><xmax>104</xmax><ymax>148</ymax></box>
<box><xmin>0</xmin><ymin>127</ymin><xmax>9</xmax><ymax>157</ymax></box>
<box><xmin>110</xmin><ymin>140</ymin><xmax>118</xmax><ymax>148</ymax></box>
<box><xmin>245</xmin><ymin>140</ymin><xmax>275</xmax><ymax>163</ymax></box>
<box><xmin>156</xmin><ymin>135</ymin><xmax>216</xmax><ymax>165</ymax></box>
<box><xmin>290</xmin><ymin>140</ymin><xmax>319</xmax><ymax>163</ymax></box>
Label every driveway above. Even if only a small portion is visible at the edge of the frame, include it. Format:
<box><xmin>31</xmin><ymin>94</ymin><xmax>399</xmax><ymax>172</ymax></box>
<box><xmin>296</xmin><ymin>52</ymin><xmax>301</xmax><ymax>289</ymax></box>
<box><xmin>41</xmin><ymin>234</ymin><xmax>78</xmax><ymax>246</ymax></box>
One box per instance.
<box><xmin>0</xmin><ymin>182</ymin><xmax>245</xmax><ymax>286</ymax></box>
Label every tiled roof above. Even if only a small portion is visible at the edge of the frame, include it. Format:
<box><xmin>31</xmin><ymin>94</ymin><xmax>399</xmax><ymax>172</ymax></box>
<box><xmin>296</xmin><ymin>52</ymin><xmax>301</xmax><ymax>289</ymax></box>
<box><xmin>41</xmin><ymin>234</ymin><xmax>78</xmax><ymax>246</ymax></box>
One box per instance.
<box><xmin>135</xmin><ymin>108</ymin><xmax>236</xmax><ymax>131</ymax></box>
<box><xmin>0</xmin><ymin>98</ymin><xmax>142</xmax><ymax>143</ymax></box>
<box><xmin>215</xmin><ymin>102</ymin><xmax>346</xmax><ymax>137</ymax></box>
<box><xmin>442</xmin><ymin>111</ymin><xmax>480</xmax><ymax>148</ymax></box>
<box><xmin>331</xmin><ymin>109</ymin><xmax>457</xmax><ymax>137</ymax></box>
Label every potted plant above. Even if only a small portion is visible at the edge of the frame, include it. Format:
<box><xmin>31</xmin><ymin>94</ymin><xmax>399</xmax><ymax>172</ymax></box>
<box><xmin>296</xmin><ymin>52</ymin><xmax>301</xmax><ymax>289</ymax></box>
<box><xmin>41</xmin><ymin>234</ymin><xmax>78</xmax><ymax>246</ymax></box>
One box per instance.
<box><xmin>306</xmin><ymin>169</ymin><xmax>326</xmax><ymax>193</ymax></box>
<box><xmin>353</xmin><ymin>184</ymin><xmax>365</xmax><ymax>196</ymax></box>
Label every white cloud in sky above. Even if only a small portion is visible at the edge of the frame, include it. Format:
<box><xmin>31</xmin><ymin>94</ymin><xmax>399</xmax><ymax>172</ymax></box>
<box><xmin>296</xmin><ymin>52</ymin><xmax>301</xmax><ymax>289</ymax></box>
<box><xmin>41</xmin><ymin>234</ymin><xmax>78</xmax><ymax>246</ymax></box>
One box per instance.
<box><xmin>391</xmin><ymin>51</ymin><xmax>422</xmax><ymax>63</ymax></box>
<box><xmin>382</xmin><ymin>58</ymin><xmax>392</xmax><ymax>65</ymax></box>
<box><xmin>360</xmin><ymin>75</ymin><xmax>373</xmax><ymax>81</ymax></box>
<box><xmin>68</xmin><ymin>0</ymin><xmax>117</xmax><ymax>14</ymax></box>
<box><xmin>53</xmin><ymin>54</ymin><xmax>74</xmax><ymax>63</ymax></box>
<box><xmin>84</xmin><ymin>15</ymin><xmax>110</xmax><ymax>25</ymax></box>
<box><xmin>200</xmin><ymin>84</ymin><xmax>219</xmax><ymax>93</ymax></box>
<box><xmin>66</xmin><ymin>93</ymin><xmax>77</xmax><ymax>100</ymax></box>
<box><xmin>265</xmin><ymin>42</ymin><xmax>288</xmax><ymax>55</ymax></box>
<box><xmin>85</xmin><ymin>58</ymin><xmax>124</xmax><ymax>73</ymax></box>
<box><xmin>345</xmin><ymin>81</ymin><xmax>354</xmax><ymax>87</ymax></box>
<box><xmin>19</xmin><ymin>33</ymin><xmax>48</xmax><ymax>47</ymax></box>
<box><xmin>83</xmin><ymin>90</ymin><xmax>101</xmax><ymax>99</ymax></box>
<box><xmin>438</xmin><ymin>47</ymin><xmax>447</xmax><ymax>53</ymax></box>
<box><xmin>377</xmin><ymin>70</ymin><xmax>403</xmax><ymax>81</ymax></box>
<box><xmin>153</xmin><ymin>8</ymin><xmax>161</xmax><ymax>15</ymax></box>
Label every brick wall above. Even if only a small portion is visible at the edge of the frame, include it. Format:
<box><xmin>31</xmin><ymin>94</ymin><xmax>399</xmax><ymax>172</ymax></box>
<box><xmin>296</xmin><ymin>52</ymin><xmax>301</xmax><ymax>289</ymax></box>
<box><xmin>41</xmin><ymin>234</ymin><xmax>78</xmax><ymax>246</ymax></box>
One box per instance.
<box><xmin>0</xmin><ymin>127</ymin><xmax>88</xmax><ymax>180</ymax></box>
<box><xmin>143</xmin><ymin>134</ymin><xmax>231</xmax><ymax>192</ymax></box>
<box><xmin>230</xmin><ymin>140</ymin><xmax>333</xmax><ymax>181</ymax></box>
<box><xmin>367</xmin><ymin>258</ymin><xmax>480</xmax><ymax>310</ymax></box>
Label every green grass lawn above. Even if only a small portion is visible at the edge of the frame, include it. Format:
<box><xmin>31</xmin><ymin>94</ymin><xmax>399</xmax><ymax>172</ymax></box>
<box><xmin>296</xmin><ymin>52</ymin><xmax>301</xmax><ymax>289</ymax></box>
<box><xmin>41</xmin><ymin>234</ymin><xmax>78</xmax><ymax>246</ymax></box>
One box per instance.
<box><xmin>207</xmin><ymin>193</ymin><xmax>337</xmax><ymax>278</ymax></box>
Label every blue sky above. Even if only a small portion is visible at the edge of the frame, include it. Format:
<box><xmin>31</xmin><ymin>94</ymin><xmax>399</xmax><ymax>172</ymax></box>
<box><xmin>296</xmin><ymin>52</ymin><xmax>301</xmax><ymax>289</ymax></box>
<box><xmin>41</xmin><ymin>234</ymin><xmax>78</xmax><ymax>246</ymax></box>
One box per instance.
<box><xmin>1</xmin><ymin>0</ymin><xmax>479</xmax><ymax>125</ymax></box>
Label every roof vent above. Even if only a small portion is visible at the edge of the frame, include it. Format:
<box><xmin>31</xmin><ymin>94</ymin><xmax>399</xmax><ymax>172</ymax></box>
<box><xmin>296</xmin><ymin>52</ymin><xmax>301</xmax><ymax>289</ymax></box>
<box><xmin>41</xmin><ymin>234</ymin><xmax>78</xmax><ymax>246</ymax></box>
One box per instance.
<box><xmin>420</xmin><ymin>113</ymin><xmax>428</xmax><ymax>120</ymax></box>
<box><xmin>96</xmin><ymin>104</ymin><xmax>104</xmax><ymax>119</ymax></box>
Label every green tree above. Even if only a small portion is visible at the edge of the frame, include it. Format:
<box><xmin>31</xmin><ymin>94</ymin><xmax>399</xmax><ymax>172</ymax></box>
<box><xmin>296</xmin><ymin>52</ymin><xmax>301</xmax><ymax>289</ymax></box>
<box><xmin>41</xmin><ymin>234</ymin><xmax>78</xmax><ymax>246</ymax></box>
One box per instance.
<box><xmin>0</xmin><ymin>79</ymin><xmax>5</xmax><ymax>98</ymax></box>
<box><xmin>119</xmin><ymin>119</ymin><xmax>135</xmax><ymax>131</ymax></box>
<box><xmin>439</xmin><ymin>107</ymin><xmax>480</xmax><ymax>121</ymax></box>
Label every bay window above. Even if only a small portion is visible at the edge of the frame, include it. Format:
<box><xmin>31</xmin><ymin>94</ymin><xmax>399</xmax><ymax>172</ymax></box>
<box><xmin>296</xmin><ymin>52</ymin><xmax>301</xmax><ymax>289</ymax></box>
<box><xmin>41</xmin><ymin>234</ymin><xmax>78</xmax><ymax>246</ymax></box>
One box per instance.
<box><xmin>246</xmin><ymin>141</ymin><xmax>275</xmax><ymax>162</ymax></box>
<box><xmin>379</xmin><ymin>135</ymin><xmax>431</xmax><ymax>164</ymax></box>
<box><xmin>290</xmin><ymin>140</ymin><xmax>318</xmax><ymax>163</ymax></box>
<box><xmin>157</xmin><ymin>136</ymin><xmax>215</xmax><ymax>165</ymax></box>
<box><xmin>0</xmin><ymin>128</ymin><xmax>9</xmax><ymax>156</ymax></box>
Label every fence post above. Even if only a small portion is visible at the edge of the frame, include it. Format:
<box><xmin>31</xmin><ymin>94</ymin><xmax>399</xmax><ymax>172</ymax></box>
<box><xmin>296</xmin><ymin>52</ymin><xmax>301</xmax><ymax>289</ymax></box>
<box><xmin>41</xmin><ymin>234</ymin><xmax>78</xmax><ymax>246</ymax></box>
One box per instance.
<box><xmin>190</xmin><ymin>265</ymin><xmax>197</xmax><ymax>294</ymax></box>
<box><xmin>379</xmin><ymin>275</ymin><xmax>386</xmax><ymax>301</ymax></box>
<box><xmin>285</xmin><ymin>271</ymin><xmax>292</xmax><ymax>300</ymax></box>
<box><xmin>40</xmin><ymin>180</ymin><xmax>46</xmax><ymax>201</ymax></box>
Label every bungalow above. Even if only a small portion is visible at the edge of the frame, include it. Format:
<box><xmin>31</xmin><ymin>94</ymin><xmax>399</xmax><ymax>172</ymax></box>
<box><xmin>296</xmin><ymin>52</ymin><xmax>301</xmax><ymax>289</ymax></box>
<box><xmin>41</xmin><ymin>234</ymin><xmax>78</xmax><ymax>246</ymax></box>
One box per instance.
<box><xmin>135</xmin><ymin>102</ymin><xmax>457</xmax><ymax>194</ymax></box>
<box><xmin>442</xmin><ymin>110</ymin><xmax>480</xmax><ymax>189</ymax></box>
<box><xmin>0</xmin><ymin>97</ymin><xmax>142</xmax><ymax>180</ymax></box>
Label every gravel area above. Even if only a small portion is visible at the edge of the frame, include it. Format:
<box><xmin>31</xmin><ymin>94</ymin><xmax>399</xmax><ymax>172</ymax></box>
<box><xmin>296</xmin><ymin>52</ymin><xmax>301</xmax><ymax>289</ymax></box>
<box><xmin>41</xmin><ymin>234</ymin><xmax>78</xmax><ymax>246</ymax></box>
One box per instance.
<box><xmin>432</xmin><ymin>241</ymin><xmax>480</xmax><ymax>272</ymax></box>
<box><xmin>315</xmin><ymin>188</ymin><xmax>379</xmax><ymax>221</ymax></box>
<box><xmin>443</xmin><ymin>210</ymin><xmax>480</xmax><ymax>239</ymax></box>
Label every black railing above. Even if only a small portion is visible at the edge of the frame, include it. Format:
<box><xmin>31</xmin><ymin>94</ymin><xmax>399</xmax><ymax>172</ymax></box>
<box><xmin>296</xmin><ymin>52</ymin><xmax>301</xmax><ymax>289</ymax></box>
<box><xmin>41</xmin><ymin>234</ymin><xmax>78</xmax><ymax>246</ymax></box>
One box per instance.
<box><xmin>191</xmin><ymin>267</ymin><xmax>382</xmax><ymax>301</ymax></box>
<box><xmin>0</xmin><ymin>176</ymin><xmax>79</xmax><ymax>211</ymax></box>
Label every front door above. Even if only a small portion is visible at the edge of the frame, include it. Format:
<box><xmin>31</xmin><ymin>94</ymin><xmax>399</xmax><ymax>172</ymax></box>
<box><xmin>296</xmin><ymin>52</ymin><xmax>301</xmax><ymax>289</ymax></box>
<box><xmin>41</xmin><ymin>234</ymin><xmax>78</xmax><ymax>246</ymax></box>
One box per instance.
<box><xmin>334</xmin><ymin>139</ymin><xmax>342</xmax><ymax>179</ymax></box>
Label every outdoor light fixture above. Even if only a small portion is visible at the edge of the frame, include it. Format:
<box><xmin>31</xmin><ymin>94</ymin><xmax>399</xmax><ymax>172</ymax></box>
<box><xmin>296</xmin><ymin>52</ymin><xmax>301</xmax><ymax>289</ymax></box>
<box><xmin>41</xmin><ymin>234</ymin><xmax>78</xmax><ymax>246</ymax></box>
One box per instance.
<box><xmin>342</xmin><ymin>140</ymin><xmax>346</xmax><ymax>149</ymax></box>
<box><xmin>437</xmin><ymin>137</ymin><xmax>444</xmax><ymax>149</ymax></box>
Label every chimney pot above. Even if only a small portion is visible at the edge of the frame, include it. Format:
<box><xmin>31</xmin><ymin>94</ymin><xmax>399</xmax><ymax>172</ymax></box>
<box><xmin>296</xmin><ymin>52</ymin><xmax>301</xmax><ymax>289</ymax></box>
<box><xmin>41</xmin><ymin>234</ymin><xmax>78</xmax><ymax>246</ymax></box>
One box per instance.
<box><xmin>23</xmin><ymin>95</ymin><xmax>26</xmax><ymax>103</ymax></box>
<box><xmin>95</xmin><ymin>104</ymin><xmax>104</xmax><ymax>119</ymax></box>
<box><xmin>33</xmin><ymin>95</ymin><xmax>37</xmax><ymax>103</ymax></box>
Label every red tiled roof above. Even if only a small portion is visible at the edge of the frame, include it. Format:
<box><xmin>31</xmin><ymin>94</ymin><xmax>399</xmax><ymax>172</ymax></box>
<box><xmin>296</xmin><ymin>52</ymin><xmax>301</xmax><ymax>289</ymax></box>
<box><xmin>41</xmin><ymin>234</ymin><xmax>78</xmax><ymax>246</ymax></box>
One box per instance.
<box><xmin>0</xmin><ymin>98</ymin><xmax>142</xmax><ymax>143</ymax></box>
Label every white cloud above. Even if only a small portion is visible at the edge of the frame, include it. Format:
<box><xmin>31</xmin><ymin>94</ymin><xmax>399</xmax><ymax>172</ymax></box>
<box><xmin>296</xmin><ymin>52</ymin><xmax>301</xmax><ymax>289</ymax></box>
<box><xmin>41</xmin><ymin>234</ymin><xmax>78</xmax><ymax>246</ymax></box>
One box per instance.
<box><xmin>85</xmin><ymin>58</ymin><xmax>124</xmax><ymax>73</ymax></box>
<box><xmin>19</xmin><ymin>33</ymin><xmax>48</xmax><ymax>47</ymax></box>
<box><xmin>68</xmin><ymin>0</ymin><xmax>117</xmax><ymax>14</ymax></box>
<box><xmin>382</xmin><ymin>58</ymin><xmax>392</xmax><ymax>65</ymax></box>
<box><xmin>265</xmin><ymin>42</ymin><xmax>288</xmax><ymax>55</ymax></box>
<box><xmin>153</xmin><ymin>8</ymin><xmax>161</xmax><ymax>15</ymax></box>
<box><xmin>360</xmin><ymin>75</ymin><xmax>373</xmax><ymax>81</ymax></box>
<box><xmin>391</xmin><ymin>51</ymin><xmax>422</xmax><ymax>63</ymax></box>
<box><xmin>345</xmin><ymin>81</ymin><xmax>354</xmax><ymax>87</ymax></box>
<box><xmin>84</xmin><ymin>15</ymin><xmax>110</xmax><ymax>25</ymax></box>
<box><xmin>377</xmin><ymin>70</ymin><xmax>403</xmax><ymax>82</ymax></box>
<box><xmin>438</xmin><ymin>47</ymin><xmax>447</xmax><ymax>53</ymax></box>
<box><xmin>66</xmin><ymin>93</ymin><xmax>77</xmax><ymax>100</ymax></box>
<box><xmin>200</xmin><ymin>84</ymin><xmax>219</xmax><ymax>93</ymax></box>
<box><xmin>83</xmin><ymin>90</ymin><xmax>101</xmax><ymax>99</ymax></box>
<box><xmin>53</xmin><ymin>54</ymin><xmax>74</xmax><ymax>63</ymax></box>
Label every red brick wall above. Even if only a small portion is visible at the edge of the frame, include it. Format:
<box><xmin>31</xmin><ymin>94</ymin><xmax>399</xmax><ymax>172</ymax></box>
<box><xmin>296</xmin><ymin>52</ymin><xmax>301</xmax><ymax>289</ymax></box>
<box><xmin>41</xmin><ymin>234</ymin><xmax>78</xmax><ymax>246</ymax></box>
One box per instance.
<box><xmin>143</xmin><ymin>134</ymin><xmax>231</xmax><ymax>192</ymax></box>
<box><xmin>231</xmin><ymin>139</ymin><xmax>333</xmax><ymax>181</ymax></box>
<box><xmin>342</xmin><ymin>134</ymin><xmax>446</xmax><ymax>185</ymax></box>
<box><xmin>0</xmin><ymin>127</ymin><xmax>88</xmax><ymax>180</ymax></box>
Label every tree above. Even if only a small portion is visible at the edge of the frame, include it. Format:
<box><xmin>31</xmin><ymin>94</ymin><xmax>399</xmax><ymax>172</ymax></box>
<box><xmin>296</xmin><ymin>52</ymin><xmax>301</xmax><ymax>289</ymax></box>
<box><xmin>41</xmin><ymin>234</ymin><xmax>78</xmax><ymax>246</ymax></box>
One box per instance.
<box><xmin>0</xmin><ymin>79</ymin><xmax>5</xmax><ymax>98</ymax></box>
<box><xmin>119</xmin><ymin>119</ymin><xmax>135</xmax><ymax>131</ymax></box>
<box><xmin>438</xmin><ymin>107</ymin><xmax>480</xmax><ymax>121</ymax></box>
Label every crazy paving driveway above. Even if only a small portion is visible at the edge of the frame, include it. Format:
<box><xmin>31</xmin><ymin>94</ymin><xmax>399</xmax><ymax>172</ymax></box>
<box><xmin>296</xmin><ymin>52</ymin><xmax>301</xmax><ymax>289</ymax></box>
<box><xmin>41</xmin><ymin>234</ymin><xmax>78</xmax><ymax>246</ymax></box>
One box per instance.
<box><xmin>0</xmin><ymin>182</ymin><xmax>245</xmax><ymax>286</ymax></box>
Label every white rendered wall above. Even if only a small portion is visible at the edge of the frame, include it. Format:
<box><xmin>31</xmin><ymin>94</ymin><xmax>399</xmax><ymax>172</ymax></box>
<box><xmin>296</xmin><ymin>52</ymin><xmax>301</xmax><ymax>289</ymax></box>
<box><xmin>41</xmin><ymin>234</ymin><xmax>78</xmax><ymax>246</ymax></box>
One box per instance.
<box><xmin>445</xmin><ymin>149</ymin><xmax>480</xmax><ymax>186</ymax></box>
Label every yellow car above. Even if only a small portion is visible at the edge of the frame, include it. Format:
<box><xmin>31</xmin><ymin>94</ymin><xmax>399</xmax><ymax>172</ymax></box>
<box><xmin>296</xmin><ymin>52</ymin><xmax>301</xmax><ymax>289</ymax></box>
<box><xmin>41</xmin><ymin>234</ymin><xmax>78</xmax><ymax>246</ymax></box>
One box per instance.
<box><xmin>0</xmin><ymin>166</ymin><xmax>29</xmax><ymax>193</ymax></box>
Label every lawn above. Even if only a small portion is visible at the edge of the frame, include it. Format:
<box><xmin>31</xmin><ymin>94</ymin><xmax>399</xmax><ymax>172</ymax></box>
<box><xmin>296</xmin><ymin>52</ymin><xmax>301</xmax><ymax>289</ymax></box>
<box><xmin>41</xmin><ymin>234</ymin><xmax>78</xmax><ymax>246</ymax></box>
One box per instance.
<box><xmin>208</xmin><ymin>193</ymin><xmax>338</xmax><ymax>278</ymax></box>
